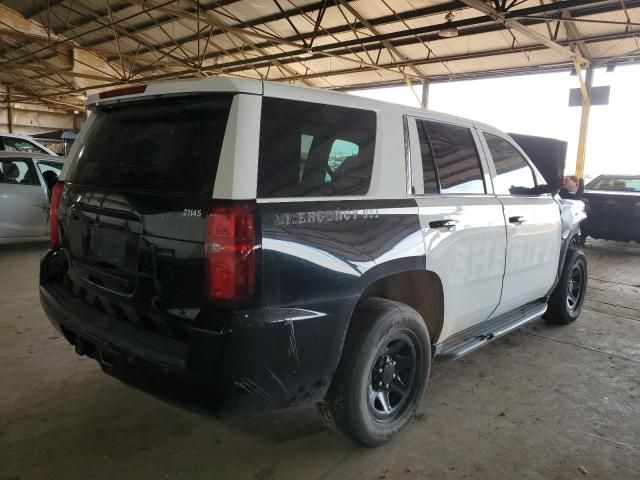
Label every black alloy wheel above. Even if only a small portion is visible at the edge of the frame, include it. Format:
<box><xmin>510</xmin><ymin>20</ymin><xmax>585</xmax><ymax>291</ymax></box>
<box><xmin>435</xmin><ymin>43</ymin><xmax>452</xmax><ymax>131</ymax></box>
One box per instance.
<box><xmin>368</xmin><ymin>333</ymin><xmax>419</xmax><ymax>422</ymax></box>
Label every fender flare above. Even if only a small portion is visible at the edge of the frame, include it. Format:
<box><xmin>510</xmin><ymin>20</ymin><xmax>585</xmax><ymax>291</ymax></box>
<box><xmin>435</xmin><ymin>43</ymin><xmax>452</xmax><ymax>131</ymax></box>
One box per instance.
<box><xmin>546</xmin><ymin>223</ymin><xmax>582</xmax><ymax>298</ymax></box>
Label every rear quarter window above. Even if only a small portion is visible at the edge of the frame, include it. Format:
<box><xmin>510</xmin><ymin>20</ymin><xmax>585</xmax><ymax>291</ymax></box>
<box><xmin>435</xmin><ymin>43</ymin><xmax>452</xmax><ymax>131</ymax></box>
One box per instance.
<box><xmin>258</xmin><ymin>98</ymin><xmax>376</xmax><ymax>198</ymax></box>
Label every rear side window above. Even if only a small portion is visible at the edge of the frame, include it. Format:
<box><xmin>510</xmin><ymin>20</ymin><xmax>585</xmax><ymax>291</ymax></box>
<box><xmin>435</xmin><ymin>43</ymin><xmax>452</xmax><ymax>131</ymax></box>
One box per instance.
<box><xmin>258</xmin><ymin>98</ymin><xmax>376</xmax><ymax>197</ymax></box>
<box><xmin>415</xmin><ymin>120</ymin><xmax>439</xmax><ymax>194</ymax></box>
<box><xmin>484</xmin><ymin>133</ymin><xmax>536</xmax><ymax>195</ymax></box>
<box><xmin>422</xmin><ymin>121</ymin><xmax>485</xmax><ymax>194</ymax></box>
<box><xmin>69</xmin><ymin>95</ymin><xmax>232</xmax><ymax>196</ymax></box>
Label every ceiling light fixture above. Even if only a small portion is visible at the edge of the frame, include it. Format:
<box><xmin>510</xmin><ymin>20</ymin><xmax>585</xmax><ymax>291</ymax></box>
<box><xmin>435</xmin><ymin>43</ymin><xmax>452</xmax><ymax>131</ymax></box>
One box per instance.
<box><xmin>299</xmin><ymin>48</ymin><xmax>314</xmax><ymax>59</ymax></box>
<box><xmin>438</xmin><ymin>12</ymin><xmax>459</xmax><ymax>38</ymax></box>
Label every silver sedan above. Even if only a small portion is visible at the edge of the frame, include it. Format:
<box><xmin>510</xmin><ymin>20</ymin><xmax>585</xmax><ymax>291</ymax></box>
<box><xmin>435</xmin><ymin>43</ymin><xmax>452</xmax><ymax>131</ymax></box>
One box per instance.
<box><xmin>0</xmin><ymin>152</ymin><xmax>63</xmax><ymax>244</ymax></box>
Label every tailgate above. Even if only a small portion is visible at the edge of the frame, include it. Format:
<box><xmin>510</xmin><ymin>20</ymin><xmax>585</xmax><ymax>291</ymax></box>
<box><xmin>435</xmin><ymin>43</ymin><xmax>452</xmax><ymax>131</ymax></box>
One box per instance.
<box><xmin>57</xmin><ymin>94</ymin><xmax>233</xmax><ymax>340</ymax></box>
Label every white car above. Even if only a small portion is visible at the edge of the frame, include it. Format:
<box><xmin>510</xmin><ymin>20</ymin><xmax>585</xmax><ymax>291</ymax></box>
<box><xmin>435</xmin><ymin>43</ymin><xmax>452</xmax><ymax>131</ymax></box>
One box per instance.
<box><xmin>0</xmin><ymin>132</ymin><xmax>58</xmax><ymax>156</ymax></box>
<box><xmin>0</xmin><ymin>152</ymin><xmax>63</xmax><ymax>244</ymax></box>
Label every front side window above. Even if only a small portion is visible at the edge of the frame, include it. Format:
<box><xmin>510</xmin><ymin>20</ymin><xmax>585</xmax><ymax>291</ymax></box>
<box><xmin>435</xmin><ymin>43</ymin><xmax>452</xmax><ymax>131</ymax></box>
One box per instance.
<box><xmin>258</xmin><ymin>98</ymin><xmax>376</xmax><ymax>197</ymax></box>
<box><xmin>2</xmin><ymin>137</ymin><xmax>48</xmax><ymax>154</ymax></box>
<box><xmin>484</xmin><ymin>133</ymin><xmax>536</xmax><ymax>195</ymax></box>
<box><xmin>0</xmin><ymin>159</ymin><xmax>38</xmax><ymax>185</ymax></box>
<box><xmin>422</xmin><ymin>121</ymin><xmax>485</xmax><ymax>194</ymax></box>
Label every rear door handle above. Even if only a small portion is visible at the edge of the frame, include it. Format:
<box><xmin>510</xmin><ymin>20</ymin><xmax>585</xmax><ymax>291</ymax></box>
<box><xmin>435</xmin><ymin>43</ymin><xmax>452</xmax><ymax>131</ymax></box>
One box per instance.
<box><xmin>509</xmin><ymin>216</ymin><xmax>526</xmax><ymax>224</ymax></box>
<box><xmin>429</xmin><ymin>219</ymin><xmax>456</xmax><ymax>230</ymax></box>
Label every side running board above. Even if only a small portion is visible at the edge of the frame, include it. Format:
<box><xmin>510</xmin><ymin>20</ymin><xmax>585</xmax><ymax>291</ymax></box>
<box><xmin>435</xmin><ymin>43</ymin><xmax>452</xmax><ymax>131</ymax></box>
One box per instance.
<box><xmin>436</xmin><ymin>300</ymin><xmax>547</xmax><ymax>359</ymax></box>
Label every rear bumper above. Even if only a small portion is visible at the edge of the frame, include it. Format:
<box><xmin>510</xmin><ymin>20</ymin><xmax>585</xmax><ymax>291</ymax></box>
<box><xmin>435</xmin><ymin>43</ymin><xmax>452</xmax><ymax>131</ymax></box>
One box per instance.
<box><xmin>40</xmin><ymin>282</ymin><xmax>221</xmax><ymax>413</ymax></box>
<box><xmin>39</xmin><ymin>250</ymin><xmax>353</xmax><ymax>415</ymax></box>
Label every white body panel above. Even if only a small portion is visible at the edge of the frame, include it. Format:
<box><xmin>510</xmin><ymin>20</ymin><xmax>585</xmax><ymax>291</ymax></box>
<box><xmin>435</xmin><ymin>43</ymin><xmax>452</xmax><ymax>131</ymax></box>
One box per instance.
<box><xmin>0</xmin><ymin>182</ymin><xmax>47</xmax><ymax>238</ymax></box>
<box><xmin>213</xmin><ymin>94</ymin><xmax>261</xmax><ymax>199</ymax></box>
<box><xmin>492</xmin><ymin>196</ymin><xmax>562</xmax><ymax>316</ymax></box>
<box><xmin>0</xmin><ymin>154</ymin><xmax>62</xmax><ymax>243</ymax></box>
<box><xmin>417</xmin><ymin>196</ymin><xmax>507</xmax><ymax>340</ymax></box>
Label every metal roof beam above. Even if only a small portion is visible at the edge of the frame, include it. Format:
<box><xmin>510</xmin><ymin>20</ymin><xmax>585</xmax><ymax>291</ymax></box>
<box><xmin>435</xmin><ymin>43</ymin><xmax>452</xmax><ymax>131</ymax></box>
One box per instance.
<box><xmin>87</xmin><ymin>0</ymin><xmax>337</xmax><ymax>51</ymax></box>
<box><xmin>218</xmin><ymin>29</ymin><xmax>634</xmax><ymax>81</ymax></box>
<box><xmin>561</xmin><ymin>8</ymin><xmax>592</xmax><ymax>61</ymax></box>
<box><xmin>0</xmin><ymin>0</ymin><xmax>177</xmax><ymax>67</ymax></box>
<box><xmin>21</xmin><ymin>0</ymin><xmax>66</xmax><ymax>20</ymax></box>
<box><xmin>460</xmin><ymin>0</ymin><xmax>589</xmax><ymax>64</ymax></box>
<box><xmin>135</xmin><ymin>0</ymin><xmax>601</xmax><ymax>74</ymax></box>
<box><xmin>254</xmin><ymin>31</ymin><xmax>638</xmax><ymax>85</ymax></box>
<box><xmin>11</xmin><ymin>28</ymin><xmax>638</xmax><ymax>105</ymax></box>
<box><xmin>178</xmin><ymin>0</ymin><xmax>635</xmax><ymax>78</ymax></box>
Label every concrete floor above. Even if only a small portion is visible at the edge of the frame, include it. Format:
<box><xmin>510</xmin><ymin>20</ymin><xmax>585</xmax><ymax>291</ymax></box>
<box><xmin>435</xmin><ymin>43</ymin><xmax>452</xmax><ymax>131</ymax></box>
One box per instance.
<box><xmin>1</xmin><ymin>240</ymin><xmax>639</xmax><ymax>480</ymax></box>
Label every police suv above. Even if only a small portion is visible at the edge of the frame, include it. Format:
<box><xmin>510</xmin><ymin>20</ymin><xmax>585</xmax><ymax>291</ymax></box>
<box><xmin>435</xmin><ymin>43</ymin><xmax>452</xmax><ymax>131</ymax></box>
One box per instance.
<box><xmin>40</xmin><ymin>77</ymin><xmax>587</xmax><ymax>446</ymax></box>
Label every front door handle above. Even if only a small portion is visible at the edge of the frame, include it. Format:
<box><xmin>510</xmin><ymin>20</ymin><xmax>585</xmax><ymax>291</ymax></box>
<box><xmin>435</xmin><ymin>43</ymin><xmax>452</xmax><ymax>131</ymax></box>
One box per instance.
<box><xmin>429</xmin><ymin>219</ymin><xmax>456</xmax><ymax>230</ymax></box>
<box><xmin>509</xmin><ymin>216</ymin><xmax>526</xmax><ymax>224</ymax></box>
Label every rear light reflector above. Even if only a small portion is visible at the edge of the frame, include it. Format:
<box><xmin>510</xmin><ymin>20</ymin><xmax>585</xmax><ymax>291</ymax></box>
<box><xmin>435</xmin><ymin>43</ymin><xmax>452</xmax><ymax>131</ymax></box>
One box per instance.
<box><xmin>50</xmin><ymin>181</ymin><xmax>65</xmax><ymax>249</ymax></box>
<box><xmin>205</xmin><ymin>202</ymin><xmax>256</xmax><ymax>304</ymax></box>
<box><xmin>99</xmin><ymin>85</ymin><xmax>147</xmax><ymax>99</ymax></box>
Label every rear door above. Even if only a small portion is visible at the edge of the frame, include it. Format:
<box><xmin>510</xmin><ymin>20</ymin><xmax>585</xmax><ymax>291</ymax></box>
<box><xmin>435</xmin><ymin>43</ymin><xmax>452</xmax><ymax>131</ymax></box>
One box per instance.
<box><xmin>478</xmin><ymin>131</ymin><xmax>562</xmax><ymax>317</ymax></box>
<box><xmin>406</xmin><ymin>117</ymin><xmax>507</xmax><ymax>340</ymax></box>
<box><xmin>0</xmin><ymin>157</ymin><xmax>48</xmax><ymax>238</ymax></box>
<box><xmin>58</xmin><ymin>94</ymin><xmax>233</xmax><ymax>340</ymax></box>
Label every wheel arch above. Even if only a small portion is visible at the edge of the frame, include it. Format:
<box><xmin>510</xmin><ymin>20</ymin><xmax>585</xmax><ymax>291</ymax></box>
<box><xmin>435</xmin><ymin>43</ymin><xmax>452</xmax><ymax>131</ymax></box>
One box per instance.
<box><xmin>355</xmin><ymin>268</ymin><xmax>445</xmax><ymax>345</ymax></box>
<box><xmin>547</xmin><ymin>222</ymin><xmax>584</xmax><ymax>297</ymax></box>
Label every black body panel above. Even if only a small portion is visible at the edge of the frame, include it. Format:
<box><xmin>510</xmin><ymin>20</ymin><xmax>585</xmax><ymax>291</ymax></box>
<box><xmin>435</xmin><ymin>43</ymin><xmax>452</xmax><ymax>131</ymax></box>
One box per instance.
<box><xmin>581</xmin><ymin>191</ymin><xmax>640</xmax><ymax>242</ymax></box>
<box><xmin>59</xmin><ymin>184</ymin><xmax>208</xmax><ymax>340</ymax></box>
<box><xmin>40</xmin><ymin>196</ymin><xmax>425</xmax><ymax>414</ymax></box>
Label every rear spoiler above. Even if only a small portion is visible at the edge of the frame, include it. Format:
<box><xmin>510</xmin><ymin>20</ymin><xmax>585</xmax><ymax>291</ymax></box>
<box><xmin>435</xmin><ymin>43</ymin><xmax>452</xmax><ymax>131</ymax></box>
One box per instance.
<box><xmin>508</xmin><ymin>133</ymin><xmax>567</xmax><ymax>193</ymax></box>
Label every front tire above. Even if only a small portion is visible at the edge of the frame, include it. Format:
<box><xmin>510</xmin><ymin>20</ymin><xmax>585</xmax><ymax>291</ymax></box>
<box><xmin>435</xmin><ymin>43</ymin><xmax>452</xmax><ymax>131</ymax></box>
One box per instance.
<box><xmin>321</xmin><ymin>297</ymin><xmax>431</xmax><ymax>447</ymax></box>
<box><xmin>545</xmin><ymin>247</ymin><xmax>588</xmax><ymax>325</ymax></box>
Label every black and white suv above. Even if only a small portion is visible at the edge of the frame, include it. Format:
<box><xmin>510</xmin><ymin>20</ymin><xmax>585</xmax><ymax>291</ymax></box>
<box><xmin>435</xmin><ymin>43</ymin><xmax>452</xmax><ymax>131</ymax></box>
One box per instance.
<box><xmin>40</xmin><ymin>78</ymin><xmax>587</xmax><ymax>446</ymax></box>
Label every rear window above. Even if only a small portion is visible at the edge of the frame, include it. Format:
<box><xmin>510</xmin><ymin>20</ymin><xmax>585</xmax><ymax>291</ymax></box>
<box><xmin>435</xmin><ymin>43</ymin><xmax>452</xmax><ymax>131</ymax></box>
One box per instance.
<box><xmin>258</xmin><ymin>98</ymin><xmax>376</xmax><ymax>197</ymax></box>
<box><xmin>69</xmin><ymin>95</ymin><xmax>232</xmax><ymax>196</ymax></box>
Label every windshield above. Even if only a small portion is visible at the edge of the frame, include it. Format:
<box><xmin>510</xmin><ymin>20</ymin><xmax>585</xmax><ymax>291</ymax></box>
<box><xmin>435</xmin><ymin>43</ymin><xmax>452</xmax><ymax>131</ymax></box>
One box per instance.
<box><xmin>68</xmin><ymin>94</ymin><xmax>232</xmax><ymax>196</ymax></box>
<box><xmin>3</xmin><ymin>136</ymin><xmax>48</xmax><ymax>154</ymax></box>
<box><xmin>586</xmin><ymin>175</ymin><xmax>640</xmax><ymax>192</ymax></box>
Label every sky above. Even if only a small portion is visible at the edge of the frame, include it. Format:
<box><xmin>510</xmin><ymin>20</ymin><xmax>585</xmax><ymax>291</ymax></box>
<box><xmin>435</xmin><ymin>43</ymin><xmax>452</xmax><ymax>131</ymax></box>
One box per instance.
<box><xmin>350</xmin><ymin>63</ymin><xmax>640</xmax><ymax>178</ymax></box>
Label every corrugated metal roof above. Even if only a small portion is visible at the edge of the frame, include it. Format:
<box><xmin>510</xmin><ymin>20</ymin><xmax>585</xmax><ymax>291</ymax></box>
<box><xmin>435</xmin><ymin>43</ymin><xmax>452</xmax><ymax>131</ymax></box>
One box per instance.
<box><xmin>0</xmin><ymin>0</ymin><xmax>639</xmax><ymax>110</ymax></box>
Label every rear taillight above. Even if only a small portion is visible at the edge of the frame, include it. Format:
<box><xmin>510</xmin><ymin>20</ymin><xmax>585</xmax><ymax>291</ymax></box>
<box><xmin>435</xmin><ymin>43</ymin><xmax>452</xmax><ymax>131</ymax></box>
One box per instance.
<box><xmin>50</xmin><ymin>181</ymin><xmax>65</xmax><ymax>249</ymax></box>
<box><xmin>205</xmin><ymin>202</ymin><xmax>256</xmax><ymax>304</ymax></box>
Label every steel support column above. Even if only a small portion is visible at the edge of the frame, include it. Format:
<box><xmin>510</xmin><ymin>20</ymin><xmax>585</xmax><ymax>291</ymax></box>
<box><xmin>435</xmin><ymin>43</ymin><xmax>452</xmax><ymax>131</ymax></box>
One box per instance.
<box><xmin>574</xmin><ymin>62</ymin><xmax>593</xmax><ymax>188</ymax></box>
<box><xmin>6</xmin><ymin>85</ymin><xmax>13</xmax><ymax>133</ymax></box>
<box><xmin>421</xmin><ymin>80</ymin><xmax>429</xmax><ymax>109</ymax></box>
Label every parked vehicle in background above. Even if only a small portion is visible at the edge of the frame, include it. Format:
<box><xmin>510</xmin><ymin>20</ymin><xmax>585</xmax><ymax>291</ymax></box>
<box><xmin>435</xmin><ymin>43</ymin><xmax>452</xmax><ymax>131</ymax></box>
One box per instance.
<box><xmin>39</xmin><ymin>78</ymin><xmax>587</xmax><ymax>447</ymax></box>
<box><xmin>0</xmin><ymin>132</ymin><xmax>58</xmax><ymax>156</ymax></box>
<box><xmin>0</xmin><ymin>152</ymin><xmax>63</xmax><ymax>244</ymax></box>
<box><xmin>580</xmin><ymin>175</ymin><xmax>640</xmax><ymax>243</ymax></box>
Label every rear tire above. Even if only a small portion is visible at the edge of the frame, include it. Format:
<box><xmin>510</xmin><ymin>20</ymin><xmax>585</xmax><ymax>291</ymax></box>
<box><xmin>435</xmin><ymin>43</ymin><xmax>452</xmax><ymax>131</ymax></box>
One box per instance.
<box><xmin>320</xmin><ymin>297</ymin><xmax>431</xmax><ymax>447</ymax></box>
<box><xmin>544</xmin><ymin>247</ymin><xmax>588</xmax><ymax>325</ymax></box>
